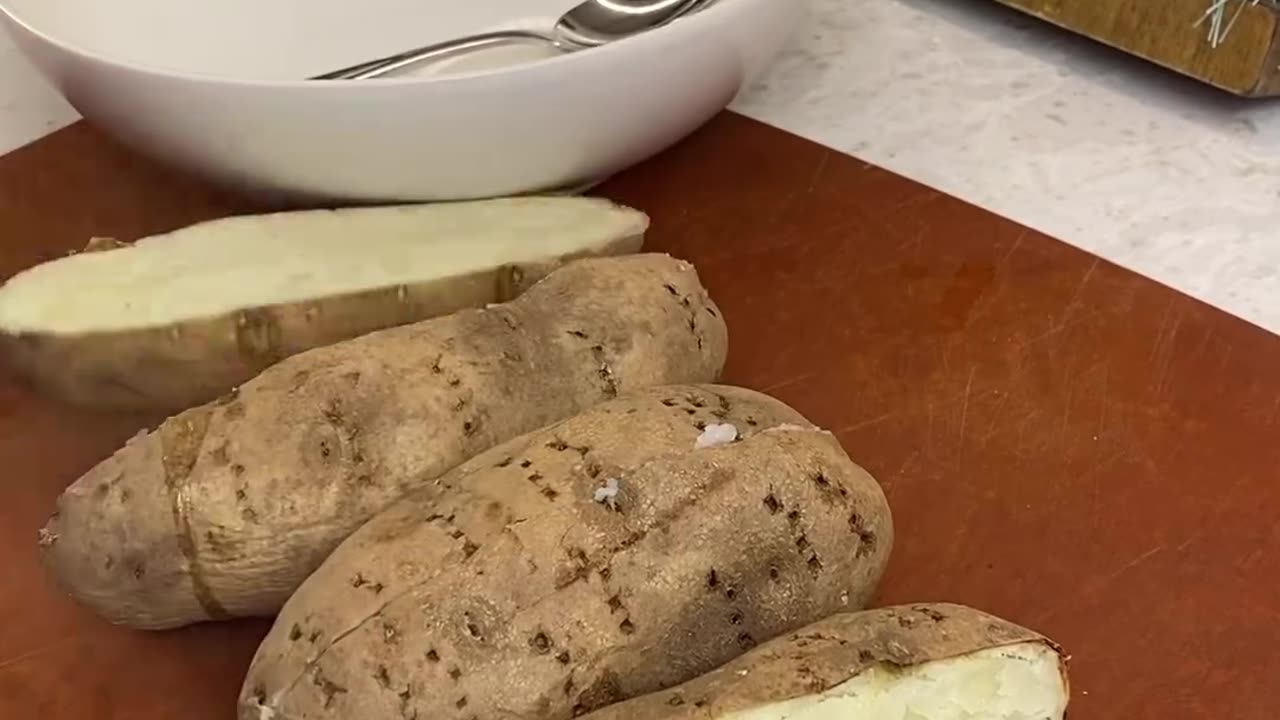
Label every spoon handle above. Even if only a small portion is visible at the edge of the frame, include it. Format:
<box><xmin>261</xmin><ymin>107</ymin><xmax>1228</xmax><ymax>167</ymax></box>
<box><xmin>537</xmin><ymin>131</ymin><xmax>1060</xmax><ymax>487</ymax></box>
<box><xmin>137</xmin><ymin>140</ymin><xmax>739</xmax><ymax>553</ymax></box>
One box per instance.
<box><xmin>313</xmin><ymin>30</ymin><xmax>557</xmax><ymax>80</ymax></box>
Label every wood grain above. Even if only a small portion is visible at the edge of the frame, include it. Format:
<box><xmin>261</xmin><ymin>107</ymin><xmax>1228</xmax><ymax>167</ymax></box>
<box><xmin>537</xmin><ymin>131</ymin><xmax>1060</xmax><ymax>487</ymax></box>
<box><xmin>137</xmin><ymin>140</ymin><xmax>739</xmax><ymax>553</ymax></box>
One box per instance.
<box><xmin>994</xmin><ymin>0</ymin><xmax>1280</xmax><ymax>95</ymax></box>
<box><xmin>3</xmin><ymin>115</ymin><xmax>1279</xmax><ymax>719</ymax></box>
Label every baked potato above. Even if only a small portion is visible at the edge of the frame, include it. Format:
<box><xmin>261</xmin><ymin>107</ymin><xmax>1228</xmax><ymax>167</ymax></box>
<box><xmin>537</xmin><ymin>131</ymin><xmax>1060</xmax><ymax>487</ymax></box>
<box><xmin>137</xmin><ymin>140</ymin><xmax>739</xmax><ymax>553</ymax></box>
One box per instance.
<box><xmin>578</xmin><ymin>604</ymin><xmax>1069</xmax><ymax>720</ymax></box>
<box><xmin>239</xmin><ymin>386</ymin><xmax>893</xmax><ymax>720</ymax></box>
<box><xmin>40</xmin><ymin>254</ymin><xmax>726</xmax><ymax>630</ymax></box>
<box><xmin>1</xmin><ymin>197</ymin><xmax>647</xmax><ymax>411</ymax></box>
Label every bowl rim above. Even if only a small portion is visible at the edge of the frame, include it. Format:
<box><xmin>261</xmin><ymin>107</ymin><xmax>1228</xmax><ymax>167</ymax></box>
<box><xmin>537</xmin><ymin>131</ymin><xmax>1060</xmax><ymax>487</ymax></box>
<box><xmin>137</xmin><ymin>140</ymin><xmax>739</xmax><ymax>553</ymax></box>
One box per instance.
<box><xmin>0</xmin><ymin>0</ymin><xmax>758</xmax><ymax>89</ymax></box>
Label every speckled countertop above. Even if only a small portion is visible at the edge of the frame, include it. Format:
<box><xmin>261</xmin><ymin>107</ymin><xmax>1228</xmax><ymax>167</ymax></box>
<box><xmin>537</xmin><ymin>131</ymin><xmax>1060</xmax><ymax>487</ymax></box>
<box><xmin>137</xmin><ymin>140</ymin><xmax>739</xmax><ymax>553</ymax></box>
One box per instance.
<box><xmin>3</xmin><ymin>0</ymin><xmax>1279</xmax><ymax>333</ymax></box>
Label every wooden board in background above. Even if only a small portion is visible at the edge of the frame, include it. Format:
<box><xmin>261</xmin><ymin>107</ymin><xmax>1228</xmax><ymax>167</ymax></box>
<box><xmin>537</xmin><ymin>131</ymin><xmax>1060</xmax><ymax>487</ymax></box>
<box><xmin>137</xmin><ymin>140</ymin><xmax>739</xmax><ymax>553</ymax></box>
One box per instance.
<box><xmin>994</xmin><ymin>0</ymin><xmax>1280</xmax><ymax>96</ymax></box>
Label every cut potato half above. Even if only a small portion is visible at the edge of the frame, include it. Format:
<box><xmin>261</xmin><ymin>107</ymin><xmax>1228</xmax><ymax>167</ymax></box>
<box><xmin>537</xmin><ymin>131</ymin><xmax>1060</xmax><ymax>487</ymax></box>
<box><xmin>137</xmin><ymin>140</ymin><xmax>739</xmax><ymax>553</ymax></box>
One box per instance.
<box><xmin>579</xmin><ymin>604</ymin><xmax>1069</xmax><ymax>720</ymax></box>
<box><xmin>0</xmin><ymin>196</ymin><xmax>647</xmax><ymax>411</ymax></box>
<box><xmin>725</xmin><ymin>643</ymin><xmax>1063</xmax><ymax>720</ymax></box>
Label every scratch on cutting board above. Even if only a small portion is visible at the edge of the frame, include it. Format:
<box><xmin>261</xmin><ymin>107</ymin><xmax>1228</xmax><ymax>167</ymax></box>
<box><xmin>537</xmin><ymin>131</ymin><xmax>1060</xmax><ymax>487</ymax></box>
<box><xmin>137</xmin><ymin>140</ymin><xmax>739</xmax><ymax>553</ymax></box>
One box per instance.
<box><xmin>0</xmin><ymin>635</ymin><xmax>84</xmax><ymax>672</ymax></box>
<box><xmin>1174</xmin><ymin>530</ymin><xmax>1209</xmax><ymax>555</ymax></box>
<box><xmin>975</xmin><ymin>390</ymin><xmax>1017</xmax><ymax>446</ymax></box>
<box><xmin>1061</xmin><ymin>257</ymin><xmax>1100</xmax><ymax>314</ymax></box>
<box><xmin>1149</xmin><ymin>303</ymin><xmax>1185</xmax><ymax>362</ymax></box>
<box><xmin>1150</xmin><ymin>307</ymin><xmax>1185</xmax><ymax>398</ymax></box>
<box><xmin>1085</xmin><ymin>452</ymin><xmax>1120</xmax><ymax>533</ymax></box>
<box><xmin>896</xmin><ymin>225</ymin><xmax>927</xmax><ymax>256</ymax></box>
<box><xmin>925</xmin><ymin>399</ymin><xmax>936</xmax><ymax>452</ymax></box>
<box><xmin>959</xmin><ymin>230</ymin><xmax>1015</xmax><ymax>326</ymax></box>
<box><xmin>1042</xmin><ymin>541</ymin><xmax>1178</xmax><ymax>621</ymax></box>
<box><xmin>834</xmin><ymin>411</ymin><xmax>897</xmax><ymax>436</ymax></box>
<box><xmin>958</xmin><ymin>367</ymin><xmax>975</xmax><ymax>444</ymax></box>
<box><xmin>1100</xmin><ymin>544</ymin><xmax>1165</xmax><ymax>587</ymax></box>
<box><xmin>1020</xmin><ymin>322</ymin><xmax>1070</xmax><ymax>350</ymax></box>
<box><xmin>972</xmin><ymin>360</ymin><xmax>1037</xmax><ymax>445</ymax></box>
<box><xmin>1095</xmin><ymin>360</ymin><xmax>1111</xmax><ymax>438</ymax></box>
<box><xmin>806</xmin><ymin>152</ymin><xmax>832</xmax><ymax>193</ymax></box>
<box><xmin>886</xmin><ymin>188</ymin><xmax>944</xmax><ymax>213</ymax></box>
<box><xmin>1008</xmin><ymin>256</ymin><xmax>1101</xmax><ymax>353</ymax></box>
<box><xmin>1018</xmin><ymin>310</ymin><xmax>1104</xmax><ymax>352</ymax></box>
<box><xmin>1077</xmin><ymin>446</ymin><xmax>1127</xmax><ymax>521</ymax></box>
<box><xmin>760</xmin><ymin>372</ymin><xmax>818</xmax><ymax>395</ymax></box>
<box><xmin>1058</xmin><ymin>377</ymin><xmax>1075</xmax><ymax>455</ymax></box>
<box><xmin>999</xmin><ymin>229</ymin><xmax>1027</xmax><ymax>267</ymax></box>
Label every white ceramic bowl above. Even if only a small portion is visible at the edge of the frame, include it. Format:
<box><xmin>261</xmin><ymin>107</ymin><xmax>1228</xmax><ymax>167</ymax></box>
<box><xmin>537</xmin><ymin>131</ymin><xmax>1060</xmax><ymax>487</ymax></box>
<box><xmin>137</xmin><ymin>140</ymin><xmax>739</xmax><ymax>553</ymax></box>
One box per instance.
<box><xmin>0</xmin><ymin>0</ymin><xmax>802</xmax><ymax>202</ymax></box>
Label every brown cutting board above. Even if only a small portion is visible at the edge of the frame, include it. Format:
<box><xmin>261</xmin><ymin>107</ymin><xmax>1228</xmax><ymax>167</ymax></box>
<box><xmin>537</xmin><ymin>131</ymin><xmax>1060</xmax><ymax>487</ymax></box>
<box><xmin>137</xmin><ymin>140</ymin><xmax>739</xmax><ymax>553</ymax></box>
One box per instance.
<box><xmin>3</xmin><ymin>114</ymin><xmax>1279</xmax><ymax>719</ymax></box>
<box><xmin>995</xmin><ymin>0</ymin><xmax>1280</xmax><ymax>96</ymax></box>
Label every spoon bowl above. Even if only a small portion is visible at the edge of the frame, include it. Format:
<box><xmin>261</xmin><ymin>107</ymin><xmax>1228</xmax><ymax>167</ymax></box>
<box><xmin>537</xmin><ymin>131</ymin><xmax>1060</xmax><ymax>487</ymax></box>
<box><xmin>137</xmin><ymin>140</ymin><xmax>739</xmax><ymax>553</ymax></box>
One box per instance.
<box><xmin>318</xmin><ymin>0</ymin><xmax>712</xmax><ymax>80</ymax></box>
<box><xmin>556</xmin><ymin>0</ymin><xmax>702</xmax><ymax>46</ymax></box>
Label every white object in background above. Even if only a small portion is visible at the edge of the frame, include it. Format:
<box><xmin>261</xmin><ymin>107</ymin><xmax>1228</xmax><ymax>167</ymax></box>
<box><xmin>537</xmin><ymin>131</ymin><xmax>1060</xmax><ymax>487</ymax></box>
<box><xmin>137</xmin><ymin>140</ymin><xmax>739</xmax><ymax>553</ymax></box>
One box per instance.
<box><xmin>0</xmin><ymin>31</ymin><xmax>75</xmax><ymax>156</ymax></box>
<box><xmin>0</xmin><ymin>0</ymin><xmax>803</xmax><ymax>203</ymax></box>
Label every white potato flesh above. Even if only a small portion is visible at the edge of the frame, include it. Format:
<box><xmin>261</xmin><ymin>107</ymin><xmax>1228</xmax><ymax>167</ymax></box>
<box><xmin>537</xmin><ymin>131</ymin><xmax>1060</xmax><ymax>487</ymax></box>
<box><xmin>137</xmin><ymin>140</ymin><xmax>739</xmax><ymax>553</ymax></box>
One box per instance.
<box><xmin>726</xmin><ymin>643</ymin><xmax>1067</xmax><ymax>720</ymax></box>
<box><xmin>0</xmin><ymin>196</ymin><xmax>646</xmax><ymax>333</ymax></box>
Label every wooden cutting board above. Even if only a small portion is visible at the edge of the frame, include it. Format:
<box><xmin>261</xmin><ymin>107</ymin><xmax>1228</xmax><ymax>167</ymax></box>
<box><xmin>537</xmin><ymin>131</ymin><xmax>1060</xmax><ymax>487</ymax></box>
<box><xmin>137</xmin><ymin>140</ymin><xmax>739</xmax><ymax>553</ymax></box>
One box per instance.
<box><xmin>2</xmin><ymin>114</ymin><xmax>1278</xmax><ymax>719</ymax></box>
<box><xmin>995</xmin><ymin>0</ymin><xmax>1280</xmax><ymax>96</ymax></box>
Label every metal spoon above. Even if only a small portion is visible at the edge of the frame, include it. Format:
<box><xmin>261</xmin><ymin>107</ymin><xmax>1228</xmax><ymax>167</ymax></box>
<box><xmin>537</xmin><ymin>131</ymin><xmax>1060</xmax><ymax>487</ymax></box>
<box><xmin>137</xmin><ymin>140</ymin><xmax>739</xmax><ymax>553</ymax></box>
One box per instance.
<box><xmin>313</xmin><ymin>0</ymin><xmax>709</xmax><ymax>80</ymax></box>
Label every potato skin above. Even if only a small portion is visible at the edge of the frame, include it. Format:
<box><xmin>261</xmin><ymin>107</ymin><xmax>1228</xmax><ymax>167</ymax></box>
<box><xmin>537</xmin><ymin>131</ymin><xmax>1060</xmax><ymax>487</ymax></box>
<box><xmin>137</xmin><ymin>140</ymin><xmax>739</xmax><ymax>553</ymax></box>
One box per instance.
<box><xmin>238</xmin><ymin>389</ymin><xmax>893</xmax><ymax>720</ymax></box>
<box><xmin>574</xmin><ymin>604</ymin><xmax>1067</xmax><ymax>720</ymax></box>
<box><xmin>39</xmin><ymin>254</ymin><xmax>727</xmax><ymax>630</ymax></box>
<box><xmin>3</xmin><ymin>232</ymin><xmax>642</xmax><ymax>413</ymax></box>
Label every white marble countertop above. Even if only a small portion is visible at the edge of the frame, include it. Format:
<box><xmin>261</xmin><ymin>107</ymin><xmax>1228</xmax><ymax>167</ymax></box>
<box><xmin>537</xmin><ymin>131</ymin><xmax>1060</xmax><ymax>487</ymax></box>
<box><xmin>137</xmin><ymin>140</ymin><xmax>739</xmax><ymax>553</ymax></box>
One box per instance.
<box><xmin>3</xmin><ymin>0</ymin><xmax>1279</xmax><ymax>335</ymax></box>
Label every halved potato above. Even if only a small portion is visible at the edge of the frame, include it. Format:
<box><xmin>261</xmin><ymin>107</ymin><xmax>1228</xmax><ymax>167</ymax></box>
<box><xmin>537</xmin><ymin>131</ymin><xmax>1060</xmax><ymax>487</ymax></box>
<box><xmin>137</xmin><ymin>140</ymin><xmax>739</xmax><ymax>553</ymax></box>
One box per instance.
<box><xmin>578</xmin><ymin>604</ymin><xmax>1069</xmax><ymax>720</ymax></box>
<box><xmin>0</xmin><ymin>196</ymin><xmax>647</xmax><ymax>411</ymax></box>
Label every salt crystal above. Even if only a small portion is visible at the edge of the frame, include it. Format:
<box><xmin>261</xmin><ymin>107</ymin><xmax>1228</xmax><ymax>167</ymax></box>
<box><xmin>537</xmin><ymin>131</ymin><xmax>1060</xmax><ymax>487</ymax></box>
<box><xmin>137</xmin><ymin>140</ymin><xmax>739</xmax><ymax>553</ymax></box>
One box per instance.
<box><xmin>695</xmin><ymin>423</ymin><xmax>739</xmax><ymax>449</ymax></box>
<box><xmin>593</xmin><ymin>478</ymin><xmax>621</xmax><ymax>506</ymax></box>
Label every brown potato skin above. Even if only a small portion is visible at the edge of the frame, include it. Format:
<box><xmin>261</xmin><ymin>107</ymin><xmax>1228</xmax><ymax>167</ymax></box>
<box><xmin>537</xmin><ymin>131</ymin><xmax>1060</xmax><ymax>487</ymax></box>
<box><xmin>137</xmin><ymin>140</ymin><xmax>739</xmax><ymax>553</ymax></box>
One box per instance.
<box><xmin>238</xmin><ymin>390</ymin><xmax>893</xmax><ymax>720</ymax></box>
<box><xmin>3</xmin><ymin>232</ymin><xmax>643</xmax><ymax>413</ymax></box>
<box><xmin>576</xmin><ymin>604</ymin><xmax>1068</xmax><ymax>720</ymax></box>
<box><xmin>39</xmin><ymin>254</ymin><xmax>727</xmax><ymax>630</ymax></box>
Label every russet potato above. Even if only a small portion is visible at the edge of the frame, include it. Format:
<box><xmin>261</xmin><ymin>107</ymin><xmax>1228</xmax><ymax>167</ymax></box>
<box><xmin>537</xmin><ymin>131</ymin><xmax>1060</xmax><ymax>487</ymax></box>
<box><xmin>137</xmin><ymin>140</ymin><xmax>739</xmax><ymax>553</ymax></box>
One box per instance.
<box><xmin>239</xmin><ymin>385</ymin><xmax>893</xmax><ymax>720</ymax></box>
<box><xmin>40</xmin><ymin>254</ymin><xmax>727</xmax><ymax>630</ymax></box>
